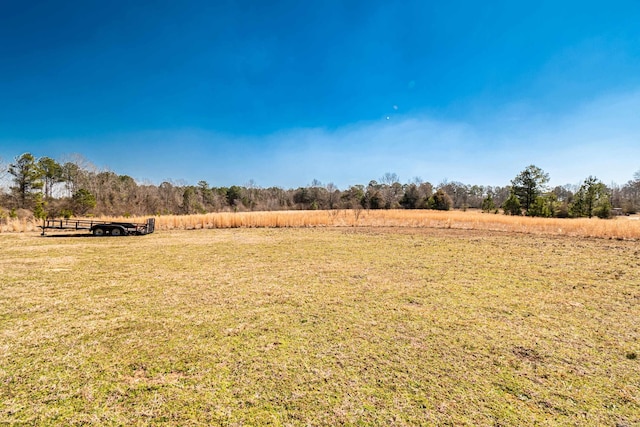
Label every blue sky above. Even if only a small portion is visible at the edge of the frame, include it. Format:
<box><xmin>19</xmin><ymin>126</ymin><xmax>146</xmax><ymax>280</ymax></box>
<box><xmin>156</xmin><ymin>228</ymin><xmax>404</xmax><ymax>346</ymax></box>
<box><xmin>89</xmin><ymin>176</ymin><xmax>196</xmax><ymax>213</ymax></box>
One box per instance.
<box><xmin>1</xmin><ymin>0</ymin><xmax>639</xmax><ymax>189</ymax></box>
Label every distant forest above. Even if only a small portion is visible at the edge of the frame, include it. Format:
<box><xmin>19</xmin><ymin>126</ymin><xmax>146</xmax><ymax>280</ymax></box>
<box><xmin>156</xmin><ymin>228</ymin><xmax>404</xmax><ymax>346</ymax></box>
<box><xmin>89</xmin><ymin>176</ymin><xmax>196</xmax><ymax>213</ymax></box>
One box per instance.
<box><xmin>1</xmin><ymin>153</ymin><xmax>639</xmax><ymax>221</ymax></box>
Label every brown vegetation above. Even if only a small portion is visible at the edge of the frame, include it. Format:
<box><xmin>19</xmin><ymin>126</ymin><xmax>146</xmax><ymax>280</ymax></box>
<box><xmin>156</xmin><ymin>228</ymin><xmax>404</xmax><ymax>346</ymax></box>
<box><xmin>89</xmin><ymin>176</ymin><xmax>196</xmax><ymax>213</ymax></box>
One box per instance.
<box><xmin>4</xmin><ymin>209</ymin><xmax>640</xmax><ymax>240</ymax></box>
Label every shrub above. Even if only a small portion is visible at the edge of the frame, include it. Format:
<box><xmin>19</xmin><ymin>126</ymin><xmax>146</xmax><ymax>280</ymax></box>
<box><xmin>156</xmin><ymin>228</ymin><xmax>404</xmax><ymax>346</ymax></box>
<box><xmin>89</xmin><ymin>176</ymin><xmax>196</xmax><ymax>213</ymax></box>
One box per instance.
<box><xmin>481</xmin><ymin>194</ymin><xmax>496</xmax><ymax>213</ymax></box>
<box><xmin>428</xmin><ymin>189</ymin><xmax>452</xmax><ymax>211</ymax></box>
<box><xmin>502</xmin><ymin>193</ymin><xmax>521</xmax><ymax>216</ymax></box>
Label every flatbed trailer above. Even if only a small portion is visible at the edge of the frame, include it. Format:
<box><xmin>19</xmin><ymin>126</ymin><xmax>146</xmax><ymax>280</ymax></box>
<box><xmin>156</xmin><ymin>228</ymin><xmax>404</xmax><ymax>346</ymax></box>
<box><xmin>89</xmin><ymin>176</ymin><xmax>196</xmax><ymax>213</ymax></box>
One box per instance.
<box><xmin>41</xmin><ymin>218</ymin><xmax>155</xmax><ymax>236</ymax></box>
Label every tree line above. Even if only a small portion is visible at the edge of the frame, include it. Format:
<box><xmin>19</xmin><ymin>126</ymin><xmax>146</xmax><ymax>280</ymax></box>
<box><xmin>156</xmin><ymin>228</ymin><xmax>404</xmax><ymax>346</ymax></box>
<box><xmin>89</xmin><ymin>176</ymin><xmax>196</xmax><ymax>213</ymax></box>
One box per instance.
<box><xmin>1</xmin><ymin>153</ymin><xmax>639</xmax><ymax>221</ymax></box>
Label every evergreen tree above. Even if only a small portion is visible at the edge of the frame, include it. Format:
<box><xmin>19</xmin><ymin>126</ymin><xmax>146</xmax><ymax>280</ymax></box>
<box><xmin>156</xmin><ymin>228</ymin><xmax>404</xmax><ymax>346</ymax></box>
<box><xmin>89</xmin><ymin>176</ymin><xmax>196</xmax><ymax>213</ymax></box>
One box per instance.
<box><xmin>72</xmin><ymin>189</ymin><xmax>97</xmax><ymax>215</ymax></box>
<box><xmin>428</xmin><ymin>189</ymin><xmax>452</xmax><ymax>210</ymax></box>
<box><xmin>8</xmin><ymin>153</ymin><xmax>43</xmax><ymax>209</ymax></box>
<box><xmin>570</xmin><ymin>176</ymin><xmax>611</xmax><ymax>218</ymax></box>
<box><xmin>182</xmin><ymin>186</ymin><xmax>199</xmax><ymax>214</ymax></box>
<box><xmin>527</xmin><ymin>195</ymin><xmax>554</xmax><ymax>218</ymax></box>
<box><xmin>37</xmin><ymin>157</ymin><xmax>63</xmax><ymax>199</ymax></box>
<box><xmin>481</xmin><ymin>194</ymin><xmax>496</xmax><ymax>213</ymax></box>
<box><xmin>33</xmin><ymin>193</ymin><xmax>46</xmax><ymax>220</ymax></box>
<box><xmin>511</xmin><ymin>165</ymin><xmax>549</xmax><ymax>214</ymax></box>
<box><xmin>502</xmin><ymin>192</ymin><xmax>522</xmax><ymax>215</ymax></box>
<box><xmin>400</xmin><ymin>184</ymin><xmax>420</xmax><ymax>209</ymax></box>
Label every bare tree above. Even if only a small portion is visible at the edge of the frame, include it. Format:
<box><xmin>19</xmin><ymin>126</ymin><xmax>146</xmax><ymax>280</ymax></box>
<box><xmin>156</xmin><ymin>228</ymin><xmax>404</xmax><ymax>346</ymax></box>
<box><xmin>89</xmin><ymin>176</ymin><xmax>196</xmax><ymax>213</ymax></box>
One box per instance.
<box><xmin>326</xmin><ymin>182</ymin><xmax>339</xmax><ymax>209</ymax></box>
<box><xmin>0</xmin><ymin>156</ymin><xmax>9</xmax><ymax>192</ymax></box>
<box><xmin>619</xmin><ymin>170</ymin><xmax>640</xmax><ymax>213</ymax></box>
<box><xmin>59</xmin><ymin>154</ymin><xmax>98</xmax><ymax>198</ymax></box>
<box><xmin>158</xmin><ymin>181</ymin><xmax>182</xmax><ymax>214</ymax></box>
<box><xmin>380</xmin><ymin>172</ymin><xmax>401</xmax><ymax>208</ymax></box>
<box><xmin>245</xmin><ymin>179</ymin><xmax>260</xmax><ymax>210</ymax></box>
<box><xmin>439</xmin><ymin>181</ymin><xmax>469</xmax><ymax>209</ymax></box>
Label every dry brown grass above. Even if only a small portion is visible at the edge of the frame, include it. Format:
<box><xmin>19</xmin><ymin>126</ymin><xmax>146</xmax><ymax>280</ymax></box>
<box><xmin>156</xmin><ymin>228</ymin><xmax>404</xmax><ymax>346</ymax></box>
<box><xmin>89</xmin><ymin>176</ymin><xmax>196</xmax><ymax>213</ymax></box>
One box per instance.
<box><xmin>3</xmin><ymin>209</ymin><xmax>640</xmax><ymax>240</ymax></box>
<box><xmin>0</xmin><ymin>217</ymin><xmax>32</xmax><ymax>233</ymax></box>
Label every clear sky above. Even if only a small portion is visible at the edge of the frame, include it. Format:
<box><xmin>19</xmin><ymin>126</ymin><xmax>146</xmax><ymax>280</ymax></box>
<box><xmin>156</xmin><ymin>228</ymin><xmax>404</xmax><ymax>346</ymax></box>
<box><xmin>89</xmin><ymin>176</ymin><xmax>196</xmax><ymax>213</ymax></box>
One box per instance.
<box><xmin>1</xmin><ymin>0</ymin><xmax>639</xmax><ymax>189</ymax></box>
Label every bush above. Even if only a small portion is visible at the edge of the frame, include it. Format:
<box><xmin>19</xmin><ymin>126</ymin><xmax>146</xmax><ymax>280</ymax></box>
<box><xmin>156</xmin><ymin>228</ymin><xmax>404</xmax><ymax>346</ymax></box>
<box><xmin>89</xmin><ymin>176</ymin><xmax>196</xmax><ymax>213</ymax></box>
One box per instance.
<box><xmin>481</xmin><ymin>194</ymin><xmax>496</xmax><ymax>213</ymax></box>
<box><xmin>428</xmin><ymin>189</ymin><xmax>452</xmax><ymax>211</ymax></box>
<box><xmin>527</xmin><ymin>196</ymin><xmax>554</xmax><ymax>218</ymax></box>
<box><xmin>502</xmin><ymin>193</ymin><xmax>521</xmax><ymax>216</ymax></box>
<box><xmin>555</xmin><ymin>202</ymin><xmax>569</xmax><ymax>218</ymax></box>
<box><xmin>594</xmin><ymin>200</ymin><xmax>612</xmax><ymax>219</ymax></box>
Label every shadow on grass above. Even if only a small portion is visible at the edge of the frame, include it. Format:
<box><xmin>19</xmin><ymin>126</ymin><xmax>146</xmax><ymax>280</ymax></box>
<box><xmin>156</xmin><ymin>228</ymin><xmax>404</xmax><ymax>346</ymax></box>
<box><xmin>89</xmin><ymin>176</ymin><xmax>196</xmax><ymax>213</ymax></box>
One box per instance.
<box><xmin>40</xmin><ymin>233</ymin><xmax>96</xmax><ymax>238</ymax></box>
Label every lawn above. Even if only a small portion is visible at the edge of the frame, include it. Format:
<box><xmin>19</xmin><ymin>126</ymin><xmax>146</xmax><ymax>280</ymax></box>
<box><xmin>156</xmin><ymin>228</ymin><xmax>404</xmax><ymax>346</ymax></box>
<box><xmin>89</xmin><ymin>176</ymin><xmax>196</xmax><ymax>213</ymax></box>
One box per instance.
<box><xmin>1</xmin><ymin>228</ymin><xmax>639</xmax><ymax>425</ymax></box>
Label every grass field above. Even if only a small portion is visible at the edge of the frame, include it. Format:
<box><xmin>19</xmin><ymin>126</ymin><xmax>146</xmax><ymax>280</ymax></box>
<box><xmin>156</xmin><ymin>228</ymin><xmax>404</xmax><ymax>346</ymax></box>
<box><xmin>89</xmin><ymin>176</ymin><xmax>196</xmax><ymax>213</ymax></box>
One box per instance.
<box><xmin>1</xmin><ymin>227</ymin><xmax>639</xmax><ymax>425</ymax></box>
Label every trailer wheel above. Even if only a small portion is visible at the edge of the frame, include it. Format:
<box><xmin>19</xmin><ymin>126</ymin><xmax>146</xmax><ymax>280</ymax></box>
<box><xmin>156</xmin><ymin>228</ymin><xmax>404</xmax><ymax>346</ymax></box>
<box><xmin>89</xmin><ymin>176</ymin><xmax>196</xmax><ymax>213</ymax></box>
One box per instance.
<box><xmin>93</xmin><ymin>227</ymin><xmax>105</xmax><ymax>236</ymax></box>
<box><xmin>111</xmin><ymin>227</ymin><xmax>124</xmax><ymax>236</ymax></box>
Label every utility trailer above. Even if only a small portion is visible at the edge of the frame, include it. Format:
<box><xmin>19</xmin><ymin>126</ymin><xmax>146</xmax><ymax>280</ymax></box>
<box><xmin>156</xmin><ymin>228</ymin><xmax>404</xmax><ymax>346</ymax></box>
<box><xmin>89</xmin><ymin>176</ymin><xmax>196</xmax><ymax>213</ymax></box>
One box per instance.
<box><xmin>41</xmin><ymin>218</ymin><xmax>155</xmax><ymax>236</ymax></box>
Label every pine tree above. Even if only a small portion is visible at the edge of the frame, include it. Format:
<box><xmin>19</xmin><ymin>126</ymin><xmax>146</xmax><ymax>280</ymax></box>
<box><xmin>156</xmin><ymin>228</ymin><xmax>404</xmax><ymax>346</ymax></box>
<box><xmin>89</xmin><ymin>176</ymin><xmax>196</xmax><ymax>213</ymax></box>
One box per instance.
<box><xmin>8</xmin><ymin>153</ymin><xmax>43</xmax><ymax>209</ymax></box>
<box><xmin>511</xmin><ymin>165</ymin><xmax>549</xmax><ymax>214</ymax></box>
<box><xmin>502</xmin><ymin>192</ymin><xmax>522</xmax><ymax>215</ymax></box>
<box><xmin>481</xmin><ymin>194</ymin><xmax>496</xmax><ymax>213</ymax></box>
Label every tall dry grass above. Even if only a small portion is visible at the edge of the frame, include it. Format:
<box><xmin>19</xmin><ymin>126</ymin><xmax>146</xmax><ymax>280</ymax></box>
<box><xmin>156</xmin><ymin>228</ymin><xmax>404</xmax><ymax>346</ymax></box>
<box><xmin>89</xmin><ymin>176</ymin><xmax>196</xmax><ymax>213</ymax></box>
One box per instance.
<box><xmin>3</xmin><ymin>209</ymin><xmax>640</xmax><ymax>240</ymax></box>
<box><xmin>0</xmin><ymin>217</ymin><xmax>33</xmax><ymax>233</ymax></box>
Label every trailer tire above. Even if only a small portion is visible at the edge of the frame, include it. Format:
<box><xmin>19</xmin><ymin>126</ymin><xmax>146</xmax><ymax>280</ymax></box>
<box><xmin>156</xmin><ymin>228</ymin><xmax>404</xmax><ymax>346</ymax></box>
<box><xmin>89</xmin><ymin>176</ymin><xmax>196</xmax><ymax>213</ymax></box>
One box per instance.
<box><xmin>111</xmin><ymin>227</ymin><xmax>125</xmax><ymax>236</ymax></box>
<box><xmin>93</xmin><ymin>227</ymin><xmax>105</xmax><ymax>236</ymax></box>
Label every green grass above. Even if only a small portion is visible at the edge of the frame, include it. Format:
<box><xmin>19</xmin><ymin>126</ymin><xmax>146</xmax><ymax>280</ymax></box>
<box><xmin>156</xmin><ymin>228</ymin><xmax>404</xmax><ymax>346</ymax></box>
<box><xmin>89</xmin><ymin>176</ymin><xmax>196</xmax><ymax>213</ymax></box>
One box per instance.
<box><xmin>1</xmin><ymin>228</ymin><xmax>639</xmax><ymax>426</ymax></box>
